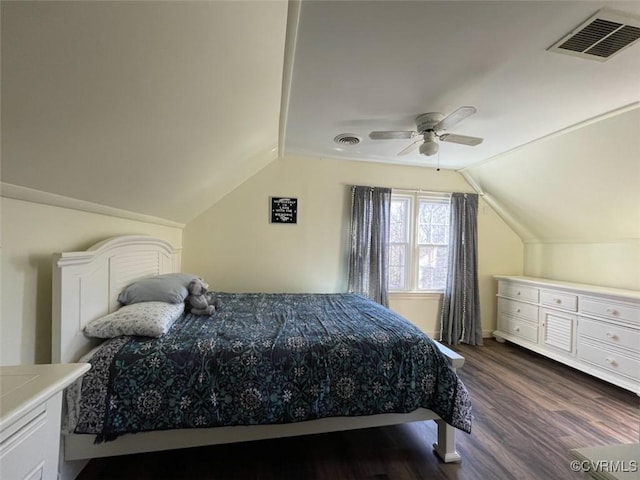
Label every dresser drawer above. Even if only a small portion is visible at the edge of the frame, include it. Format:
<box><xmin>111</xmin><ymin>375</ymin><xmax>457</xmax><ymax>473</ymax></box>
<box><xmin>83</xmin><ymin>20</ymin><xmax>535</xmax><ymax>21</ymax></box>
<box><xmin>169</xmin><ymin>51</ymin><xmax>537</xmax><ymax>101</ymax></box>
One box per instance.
<box><xmin>0</xmin><ymin>404</ymin><xmax>48</xmax><ymax>480</ymax></box>
<box><xmin>498</xmin><ymin>282</ymin><xmax>539</xmax><ymax>303</ymax></box>
<box><xmin>498</xmin><ymin>298</ymin><xmax>538</xmax><ymax>322</ymax></box>
<box><xmin>500</xmin><ymin>315</ymin><xmax>538</xmax><ymax>343</ymax></box>
<box><xmin>1</xmin><ymin>364</ymin><xmax>89</xmax><ymax>480</ymax></box>
<box><xmin>577</xmin><ymin>340</ymin><xmax>640</xmax><ymax>381</ymax></box>
<box><xmin>540</xmin><ymin>290</ymin><xmax>578</xmax><ymax>312</ymax></box>
<box><xmin>578</xmin><ymin>317</ymin><xmax>640</xmax><ymax>354</ymax></box>
<box><xmin>580</xmin><ymin>297</ymin><xmax>640</xmax><ymax>325</ymax></box>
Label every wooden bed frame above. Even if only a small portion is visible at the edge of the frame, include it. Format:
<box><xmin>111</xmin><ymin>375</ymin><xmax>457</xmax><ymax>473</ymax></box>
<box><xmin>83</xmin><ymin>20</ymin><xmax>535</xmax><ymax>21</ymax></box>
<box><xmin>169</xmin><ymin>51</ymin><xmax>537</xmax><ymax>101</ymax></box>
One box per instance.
<box><xmin>52</xmin><ymin>235</ymin><xmax>466</xmax><ymax>480</ymax></box>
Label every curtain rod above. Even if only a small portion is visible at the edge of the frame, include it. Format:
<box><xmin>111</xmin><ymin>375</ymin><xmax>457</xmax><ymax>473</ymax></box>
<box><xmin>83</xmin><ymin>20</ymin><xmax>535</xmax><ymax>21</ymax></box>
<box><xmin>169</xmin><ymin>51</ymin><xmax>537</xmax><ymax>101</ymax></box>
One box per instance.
<box><xmin>344</xmin><ymin>184</ymin><xmax>484</xmax><ymax>196</ymax></box>
<box><xmin>393</xmin><ymin>188</ymin><xmax>484</xmax><ymax>197</ymax></box>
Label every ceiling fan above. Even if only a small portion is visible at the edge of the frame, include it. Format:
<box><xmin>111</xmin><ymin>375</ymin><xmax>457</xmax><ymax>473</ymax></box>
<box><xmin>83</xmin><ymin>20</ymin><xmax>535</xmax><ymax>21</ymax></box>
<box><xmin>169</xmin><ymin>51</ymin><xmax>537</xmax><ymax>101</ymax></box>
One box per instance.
<box><xmin>369</xmin><ymin>106</ymin><xmax>483</xmax><ymax>156</ymax></box>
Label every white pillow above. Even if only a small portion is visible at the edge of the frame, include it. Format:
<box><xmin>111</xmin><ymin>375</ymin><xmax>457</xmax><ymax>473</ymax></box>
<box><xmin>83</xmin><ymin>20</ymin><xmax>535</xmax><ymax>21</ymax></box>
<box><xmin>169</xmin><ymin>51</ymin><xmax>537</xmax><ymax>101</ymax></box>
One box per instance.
<box><xmin>83</xmin><ymin>302</ymin><xmax>185</xmax><ymax>338</ymax></box>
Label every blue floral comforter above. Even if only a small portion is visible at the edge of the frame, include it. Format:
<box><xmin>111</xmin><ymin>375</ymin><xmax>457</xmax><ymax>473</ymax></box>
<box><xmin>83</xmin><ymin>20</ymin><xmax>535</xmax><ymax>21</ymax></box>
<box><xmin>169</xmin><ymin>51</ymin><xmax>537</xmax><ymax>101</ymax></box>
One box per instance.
<box><xmin>74</xmin><ymin>293</ymin><xmax>472</xmax><ymax>441</ymax></box>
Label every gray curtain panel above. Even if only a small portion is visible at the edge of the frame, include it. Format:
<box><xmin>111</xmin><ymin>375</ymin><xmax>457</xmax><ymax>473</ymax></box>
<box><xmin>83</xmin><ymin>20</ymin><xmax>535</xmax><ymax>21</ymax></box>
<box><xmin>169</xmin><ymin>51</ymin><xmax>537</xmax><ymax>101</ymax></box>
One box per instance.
<box><xmin>440</xmin><ymin>193</ymin><xmax>483</xmax><ymax>346</ymax></box>
<box><xmin>347</xmin><ymin>186</ymin><xmax>391</xmax><ymax>307</ymax></box>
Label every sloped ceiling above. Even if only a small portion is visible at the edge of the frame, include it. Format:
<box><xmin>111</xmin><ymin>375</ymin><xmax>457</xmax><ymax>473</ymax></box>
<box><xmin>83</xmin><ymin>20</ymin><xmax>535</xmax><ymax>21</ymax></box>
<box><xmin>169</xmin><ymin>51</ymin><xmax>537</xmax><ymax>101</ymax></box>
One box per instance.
<box><xmin>463</xmin><ymin>106</ymin><xmax>640</xmax><ymax>244</ymax></box>
<box><xmin>1</xmin><ymin>1</ymin><xmax>288</xmax><ymax>224</ymax></box>
<box><xmin>1</xmin><ymin>0</ymin><xmax>639</xmax><ymax>244</ymax></box>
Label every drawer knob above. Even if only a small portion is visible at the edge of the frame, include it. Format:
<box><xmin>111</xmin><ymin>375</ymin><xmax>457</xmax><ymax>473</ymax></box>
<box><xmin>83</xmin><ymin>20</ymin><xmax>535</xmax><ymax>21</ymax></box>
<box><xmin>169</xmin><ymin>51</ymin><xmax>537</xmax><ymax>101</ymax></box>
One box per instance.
<box><xmin>515</xmin><ymin>327</ymin><xmax>520</xmax><ymax>332</ymax></box>
<box><xmin>605</xmin><ymin>332</ymin><xmax>618</xmax><ymax>340</ymax></box>
<box><xmin>553</xmin><ymin>298</ymin><xmax>561</xmax><ymax>304</ymax></box>
<box><xmin>605</xmin><ymin>357</ymin><xmax>616</xmax><ymax>366</ymax></box>
<box><xmin>516</xmin><ymin>291</ymin><xmax>521</xmax><ymax>295</ymax></box>
<box><xmin>606</xmin><ymin>308</ymin><xmax>619</xmax><ymax>316</ymax></box>
<box><xmin>516</xmin><ymin>308</ymin><xmax>521</xmax><ymax>313</ymax></box>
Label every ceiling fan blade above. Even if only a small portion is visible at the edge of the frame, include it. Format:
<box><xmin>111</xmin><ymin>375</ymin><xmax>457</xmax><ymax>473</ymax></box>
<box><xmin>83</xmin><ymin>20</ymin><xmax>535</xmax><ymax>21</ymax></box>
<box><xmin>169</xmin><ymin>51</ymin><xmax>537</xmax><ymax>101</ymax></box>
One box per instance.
<box><xmin>439</xmin><ymin>133</ymin><xmax>483</xmax><ymax>146</ymax></box>
<box><xmin>397</xmin><ymin>139</ymin><xmax>422</xmax><ymax>156</ymax></box>
<box><xmin>369</xmin><ymin>131</ymin><xmax>417</xmax><ymax>140</ymax></box>
<box><xmin>433</xmin><ymin>106</ymin><xmax>476</xmax><ymax>131</ymax></box>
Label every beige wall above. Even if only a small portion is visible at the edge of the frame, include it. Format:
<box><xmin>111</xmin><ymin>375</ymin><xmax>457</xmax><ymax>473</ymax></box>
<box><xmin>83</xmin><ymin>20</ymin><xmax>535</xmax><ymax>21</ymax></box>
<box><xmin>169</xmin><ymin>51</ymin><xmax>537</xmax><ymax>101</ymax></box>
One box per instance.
<box><xmin>464</xmin><ymin>107</ymin><xmax>640</xmax><ymax>291</ymax></box>
<box><xmin>524</xmin><ymin>241</ymin><xmax>640</xmax><ymax>290</ymax></box>
<box><xmin>183</xmin><ymin>155</ymin><xmax>523</xmax><ymax>338</ymax></box>
<box><xmin>0</xmin><ymin>156</ymin><xmax>524</xmax><ymax>365</ymax></box>
<box><xmin>1</xmin><ymin>197</ymin><xmax>182</xmax><ymax>365</ymax></box>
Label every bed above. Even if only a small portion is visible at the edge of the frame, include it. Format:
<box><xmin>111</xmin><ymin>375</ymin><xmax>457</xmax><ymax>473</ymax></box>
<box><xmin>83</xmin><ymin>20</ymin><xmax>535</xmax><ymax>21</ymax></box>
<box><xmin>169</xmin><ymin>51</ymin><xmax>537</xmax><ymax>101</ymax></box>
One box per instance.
<box><xmin>52</xmin><ymin>235</ymin><xmax>472</xmax><ymax>480</ymax></box>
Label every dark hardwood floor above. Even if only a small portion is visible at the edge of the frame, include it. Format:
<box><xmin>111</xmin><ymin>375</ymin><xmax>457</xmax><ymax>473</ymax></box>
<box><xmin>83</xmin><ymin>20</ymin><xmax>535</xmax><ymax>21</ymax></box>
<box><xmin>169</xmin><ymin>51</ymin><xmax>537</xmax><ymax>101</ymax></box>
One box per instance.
<box><xmin>78</xmin><ymin>339</ymin><xmax>639</xmax><ymax>480</ymax></box>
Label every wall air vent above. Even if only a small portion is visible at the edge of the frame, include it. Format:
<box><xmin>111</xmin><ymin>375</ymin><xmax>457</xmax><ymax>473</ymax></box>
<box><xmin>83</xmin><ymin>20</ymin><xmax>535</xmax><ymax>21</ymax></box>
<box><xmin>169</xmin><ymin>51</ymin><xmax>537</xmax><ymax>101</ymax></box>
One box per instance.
<box><xmin>548</xmin><ymin>8</ymin><xmax>640</xmax><ymax>61</ymax></box>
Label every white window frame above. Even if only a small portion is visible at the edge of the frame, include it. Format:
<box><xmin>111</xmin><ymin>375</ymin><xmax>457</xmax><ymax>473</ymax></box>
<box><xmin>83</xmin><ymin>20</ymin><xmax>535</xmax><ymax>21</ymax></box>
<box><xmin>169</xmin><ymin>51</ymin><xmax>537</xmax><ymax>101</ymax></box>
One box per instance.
<box><xmin>388</xmin><ymin>190</ymin><xmax>451</xmax><ymax>293</ymax></box>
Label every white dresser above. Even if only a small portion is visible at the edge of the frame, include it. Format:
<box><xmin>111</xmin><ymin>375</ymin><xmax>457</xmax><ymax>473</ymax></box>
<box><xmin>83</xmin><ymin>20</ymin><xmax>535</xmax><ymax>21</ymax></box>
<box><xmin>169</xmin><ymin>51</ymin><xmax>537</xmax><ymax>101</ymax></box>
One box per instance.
<box><xmin>494</xmin><ymin>276</ymin><xmax>640</xmax><ymax>394</ymax></box>
<box><xmin>1</xmin><ymin>363</ymin><xmax>90</xmax><ymax>480</ymax></box>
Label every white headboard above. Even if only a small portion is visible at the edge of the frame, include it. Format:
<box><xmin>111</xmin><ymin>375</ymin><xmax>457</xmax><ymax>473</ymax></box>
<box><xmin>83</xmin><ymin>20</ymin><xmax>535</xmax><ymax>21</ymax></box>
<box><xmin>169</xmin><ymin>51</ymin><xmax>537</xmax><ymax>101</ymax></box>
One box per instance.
<box><xmin>52</xmin><ymin>235</ymin><xmax>182</xmax><ymax>363</ymax></box>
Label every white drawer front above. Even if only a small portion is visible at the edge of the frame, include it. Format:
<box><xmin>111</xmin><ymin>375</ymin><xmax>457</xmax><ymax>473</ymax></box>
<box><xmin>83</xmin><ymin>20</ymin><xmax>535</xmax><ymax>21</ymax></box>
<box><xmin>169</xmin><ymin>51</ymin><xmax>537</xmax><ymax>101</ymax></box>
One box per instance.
<box><xmin>501</xmin><ymin>315</ymin><xmax>538</xmax><ymax>343</ymax></box>
<box><xmin>498</xmin><ymin>298</ymin><xmax>538</xmax><ymax>322</ymax></box>
<box><xmin>580</xmin><ymin>297</ymin><xmax>640</xmax><ymax>325</ymax></box>
<box><xmin>498</xmin><ymin>282</ymin><xmax>539</xmax><ymax>303</ymax></box>
<box><xmin>579</xmin><ymin>317</ymin><xmax>640</xmax><ymax>354</ymax></box>
<box><xmin>0</xmin><ymin>407</ymin><xmax>47</xmax><ymax>480</ymax></box>
<box><xmin>578</xmin><ymin>341</ymin><xmax>640</xmax><ymax>381</ymax></box>
<box><xmin>540</xmin><ymin>290</ymin><xmax>578</xmax><ymax>312</ymax></box>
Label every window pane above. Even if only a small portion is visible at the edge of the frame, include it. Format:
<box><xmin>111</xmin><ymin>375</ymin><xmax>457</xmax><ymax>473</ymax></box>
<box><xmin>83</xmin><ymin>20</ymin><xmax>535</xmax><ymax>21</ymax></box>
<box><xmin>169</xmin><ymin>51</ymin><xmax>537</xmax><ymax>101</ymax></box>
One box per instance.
<box><xmin>417</xmin><ymin>202</ymin><xmax>431</xmax><ymax>243</ymax></box>
<box><xmin>433</xmin><ymin>245</ymin><xmax>449</xmax><ymax>267</ymax></box>
<box><xmin>431</xmin><ymin>225</ymin><xmax>448</xmax><ymax>244</ymax></box>
<box><xmin>389</xmin><ymin>244</ymin><xmax>405</xmax><ymax>265</ymax></box>
<box><xmin>417</xmin><ymin>224</ymin><xmax>429</xmax><ymax>244</ymax></box>
<box><xmin>390</xmin><ymin>199</ymin><xmax>409</xmax><ymax>243</ymax></box>
<box><xmin>418</xmin><ymin>200</ymin><xmax>450</xmax><ymax>245</ymax></box>
<box><xmin>388</xmin><ymin>266</ymin><xmax>405</xmax><ymax>290</ymax></box>
<box><xmin>418</xmin><ymin>245</ymin><xmax>449</xmax><ymax>290</ymax></box>
<box><xmin>418</xmin><ymin>203</ymin><xmax>432</xmax><ymax>223</ymax></box>
<box><xmin>431</xmin><ymin>204</ymin><xmax>449</xmax><ymax>225</ymax></box>
<box><xmin>388</xmin><ymin>244</ymin><xmax>406</xmax><ymax>290</ymax></box>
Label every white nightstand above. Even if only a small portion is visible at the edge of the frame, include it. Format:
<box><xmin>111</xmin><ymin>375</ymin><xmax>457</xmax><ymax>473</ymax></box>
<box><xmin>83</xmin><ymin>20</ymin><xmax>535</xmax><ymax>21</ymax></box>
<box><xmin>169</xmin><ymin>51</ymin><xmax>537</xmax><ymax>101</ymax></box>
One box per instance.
<box><xmin>1</xmin><ymin>363</ymin><xmax>90</xmax><ymax>480</ymax></box>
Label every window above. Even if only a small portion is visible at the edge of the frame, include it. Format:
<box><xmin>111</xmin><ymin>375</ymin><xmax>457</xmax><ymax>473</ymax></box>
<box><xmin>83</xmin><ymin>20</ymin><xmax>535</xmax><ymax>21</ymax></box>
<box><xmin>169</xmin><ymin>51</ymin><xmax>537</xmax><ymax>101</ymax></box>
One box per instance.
<box><xmin>389</xmin><ymin>191</ymin><xmax>451</xmax><ymax>292</ymax></box>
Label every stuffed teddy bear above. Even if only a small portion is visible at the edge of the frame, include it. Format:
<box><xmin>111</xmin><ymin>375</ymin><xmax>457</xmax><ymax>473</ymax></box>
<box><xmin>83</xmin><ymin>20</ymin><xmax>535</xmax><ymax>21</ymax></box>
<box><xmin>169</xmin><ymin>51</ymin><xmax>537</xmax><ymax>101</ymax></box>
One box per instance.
<box><xmin>186</xmin><ymin>278</ymin><xmax>221</xmax><ymax>316</ymax></box>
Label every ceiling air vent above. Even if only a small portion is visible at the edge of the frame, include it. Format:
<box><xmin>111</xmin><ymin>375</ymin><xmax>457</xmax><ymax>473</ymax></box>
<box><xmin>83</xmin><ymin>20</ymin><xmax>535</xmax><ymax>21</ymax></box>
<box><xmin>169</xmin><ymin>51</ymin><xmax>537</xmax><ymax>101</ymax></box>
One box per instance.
<box><xmin>334</xmin><ymin>134</ymin><xmax>361</xmax><ymax>146</ymax></box>
<box><xmin>548</xmin><ymin>8</ymin><xmax>640</xmax><ymax>61</ymax></box>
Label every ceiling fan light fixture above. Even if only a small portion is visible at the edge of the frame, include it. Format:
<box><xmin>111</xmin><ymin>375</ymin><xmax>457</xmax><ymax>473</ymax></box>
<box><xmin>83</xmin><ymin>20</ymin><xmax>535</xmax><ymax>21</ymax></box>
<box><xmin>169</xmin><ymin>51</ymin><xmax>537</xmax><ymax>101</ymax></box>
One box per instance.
<box><xmin>419</xmin><ymin>139</ymin><xmax>439</xmax><ymax>156</ymax></box>
<box><xmin>368</xmin><ymin>106</ymin><xmax>483</xmax><ymax>157</ymax></box>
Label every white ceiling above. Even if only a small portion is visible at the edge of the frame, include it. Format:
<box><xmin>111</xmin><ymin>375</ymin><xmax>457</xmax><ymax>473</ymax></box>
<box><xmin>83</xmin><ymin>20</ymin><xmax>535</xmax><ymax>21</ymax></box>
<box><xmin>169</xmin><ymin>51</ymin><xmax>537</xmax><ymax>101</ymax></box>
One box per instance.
<box><xmin>283</xmin><ymin>1</ymin><xmax>640</xmax><ymax>170</ymax></box>
<box><xmin>2</xmin><ymin>1</ymin><xmax>639</xmax><ymax>223</ymax></box>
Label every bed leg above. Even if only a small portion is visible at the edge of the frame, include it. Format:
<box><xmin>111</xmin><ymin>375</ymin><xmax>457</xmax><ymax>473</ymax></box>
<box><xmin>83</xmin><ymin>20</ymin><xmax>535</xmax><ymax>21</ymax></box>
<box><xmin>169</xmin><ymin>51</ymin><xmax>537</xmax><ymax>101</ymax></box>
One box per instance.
<box><xmin>59</xmin><ymin>459</ymin><xmax>89</xmax><ymax>480</ymax></box>
<box><xmin>58</xmin><ymin>438</ymin><xmax>89</xmax><ymax>480</ymax></box>
<box><xmin>433</xmin><ymin>419</ymin><xmax>462</xmax><ymax>463</ymax></box>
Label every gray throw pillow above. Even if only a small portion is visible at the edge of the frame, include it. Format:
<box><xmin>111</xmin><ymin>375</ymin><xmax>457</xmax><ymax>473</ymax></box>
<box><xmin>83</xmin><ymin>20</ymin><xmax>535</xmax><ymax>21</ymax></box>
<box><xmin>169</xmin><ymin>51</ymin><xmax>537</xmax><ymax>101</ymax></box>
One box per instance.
<box><xmin>117</xmin><ymin>273</ymin><xmax>198</xmax><ymax>305</ymax></box>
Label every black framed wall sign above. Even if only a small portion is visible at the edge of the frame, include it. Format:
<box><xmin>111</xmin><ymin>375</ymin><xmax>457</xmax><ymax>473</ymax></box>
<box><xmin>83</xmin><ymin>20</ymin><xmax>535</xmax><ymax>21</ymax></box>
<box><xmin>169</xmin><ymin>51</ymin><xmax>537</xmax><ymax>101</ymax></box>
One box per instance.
<box><xmin>270</xmin><ymin>197</ymin><xmax>298</xmax><ymax>224</ymax></box>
